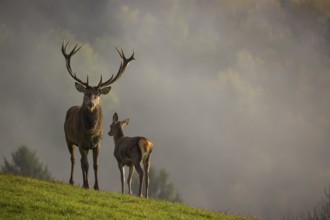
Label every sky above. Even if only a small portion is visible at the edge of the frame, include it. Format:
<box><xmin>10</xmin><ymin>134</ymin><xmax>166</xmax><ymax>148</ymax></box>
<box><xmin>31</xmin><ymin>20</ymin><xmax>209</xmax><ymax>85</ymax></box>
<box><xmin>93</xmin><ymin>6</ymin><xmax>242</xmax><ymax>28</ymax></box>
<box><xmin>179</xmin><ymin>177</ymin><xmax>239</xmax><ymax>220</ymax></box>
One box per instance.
<box><xmin>1</xmin><ymin>0</ymin><xmax>330</xmax><ymax>219</ymax></box>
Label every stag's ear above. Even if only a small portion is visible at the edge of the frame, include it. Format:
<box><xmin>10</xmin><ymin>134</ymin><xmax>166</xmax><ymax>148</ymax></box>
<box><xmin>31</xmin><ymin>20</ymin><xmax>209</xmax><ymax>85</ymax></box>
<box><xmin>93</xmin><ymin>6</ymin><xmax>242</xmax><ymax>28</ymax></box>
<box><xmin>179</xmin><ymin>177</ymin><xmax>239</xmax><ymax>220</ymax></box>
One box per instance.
<box><xmin>121</xmin><ymin>118</ymin><xmax>129</xmax><ymax>126</ymax></box>
<box><xmin>100</xmin><ymin>86</ymin><xmax>111</xmax><ymax>95</ymax></box>
<box><xmin>113</xmin><ymin>112</ymin><xmax>119</xmax><ymax>122</ymax></box>
<box><xmin>75</xmin><ymin>82</ymin><xmax>86</xmax><ymax>93</ymax></box>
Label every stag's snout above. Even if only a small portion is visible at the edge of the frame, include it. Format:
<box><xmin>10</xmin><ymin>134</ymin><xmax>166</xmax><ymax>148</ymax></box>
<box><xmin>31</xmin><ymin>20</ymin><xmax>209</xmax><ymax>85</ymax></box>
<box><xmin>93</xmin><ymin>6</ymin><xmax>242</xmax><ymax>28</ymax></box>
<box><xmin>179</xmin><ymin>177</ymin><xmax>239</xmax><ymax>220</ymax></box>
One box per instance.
<box><xmin>87</xmin><ymin>101</ymin><xmax>94</xmax><ymax>109</ymax></box>
<box><xmin>85</xmin><ymin>97</ymin><xmax>99</xmax><ymax>112</ymax></box>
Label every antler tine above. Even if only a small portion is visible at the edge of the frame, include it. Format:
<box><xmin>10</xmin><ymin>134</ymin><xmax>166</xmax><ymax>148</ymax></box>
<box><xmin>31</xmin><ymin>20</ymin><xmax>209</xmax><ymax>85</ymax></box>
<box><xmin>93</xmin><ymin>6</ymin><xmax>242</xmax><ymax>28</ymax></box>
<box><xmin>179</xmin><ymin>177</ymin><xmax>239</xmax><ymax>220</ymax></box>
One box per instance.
<box><xmin>98</xmin><ymin>73</ymin><xmax>116</xmax><ymax>87</ymax></box>
<box><xmin>99</xmin><ymin>74</ymin><xmax>102</xmax><ymax>85</ymax></box>
<box><xmin>116</xmin><ymin>47</ymin><xmax>124</xmax><ymax>59</ymax></box>
<box><xmin>62</xmin><ymin>41</ymin><xmax>81</xmax><ymax>58</ymax></box>
<box><xmin>61</xmin><ymin>41</ymin><xmax>88</xmax><ymax>87</ymax></box>
<box><xmin>98</xmin><ymin>47</ymin><xmax>135</xmax><ymax>88</ymax></box>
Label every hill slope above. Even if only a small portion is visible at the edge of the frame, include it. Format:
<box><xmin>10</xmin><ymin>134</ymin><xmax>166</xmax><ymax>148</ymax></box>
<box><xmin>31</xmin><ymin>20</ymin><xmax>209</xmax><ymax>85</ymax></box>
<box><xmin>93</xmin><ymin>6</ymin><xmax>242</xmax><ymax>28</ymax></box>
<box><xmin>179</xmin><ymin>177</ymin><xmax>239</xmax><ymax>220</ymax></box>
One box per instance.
<box><xmin>0</xmin><ymin>173</ymin><xmax>257</xmax><ymax>219</ymax></box>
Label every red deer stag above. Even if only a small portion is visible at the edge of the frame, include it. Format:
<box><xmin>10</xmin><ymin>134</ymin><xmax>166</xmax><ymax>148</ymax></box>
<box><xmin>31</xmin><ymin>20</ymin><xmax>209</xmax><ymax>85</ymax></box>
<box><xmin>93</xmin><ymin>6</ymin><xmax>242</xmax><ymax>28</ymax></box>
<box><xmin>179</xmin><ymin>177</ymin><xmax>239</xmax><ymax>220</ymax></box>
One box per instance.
<box><xmin>62</xmin><ymin>42</ymin><xmax>134</xmax><ymax>190</ymax></box>
<box><xmin>108</xmin><ymin>112</ymin><xmax>154</xmax><ymax>197</ymax></box>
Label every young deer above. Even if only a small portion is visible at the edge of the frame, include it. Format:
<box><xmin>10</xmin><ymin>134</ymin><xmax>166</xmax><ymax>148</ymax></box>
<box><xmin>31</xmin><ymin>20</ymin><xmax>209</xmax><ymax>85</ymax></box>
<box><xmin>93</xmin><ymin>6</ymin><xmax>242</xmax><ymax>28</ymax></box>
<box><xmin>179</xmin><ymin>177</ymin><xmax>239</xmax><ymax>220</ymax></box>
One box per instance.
<box><xmin>62</xmin><ymin>42</ymin><xmax>134</xmax><ymax>190</ymax></box>
<box><xmin>108</xmin><ymin>113</ymin><xmax>154</xmax><ymax>198</ymax></box>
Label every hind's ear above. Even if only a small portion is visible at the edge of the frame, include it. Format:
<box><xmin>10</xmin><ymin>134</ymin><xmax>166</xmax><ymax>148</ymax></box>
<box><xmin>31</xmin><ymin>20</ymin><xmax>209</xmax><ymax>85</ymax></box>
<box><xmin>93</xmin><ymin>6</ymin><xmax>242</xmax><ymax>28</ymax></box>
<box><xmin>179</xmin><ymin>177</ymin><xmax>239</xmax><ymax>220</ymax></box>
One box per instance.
<box><xmin>113</xmin><ymin>112</ymin><xmax>118</xmax><ymax>122</ymax></box>
<box><xmin>121</xmin><ymin>118</ymin><xmax>129</xmax><ymax>126</ymax></box>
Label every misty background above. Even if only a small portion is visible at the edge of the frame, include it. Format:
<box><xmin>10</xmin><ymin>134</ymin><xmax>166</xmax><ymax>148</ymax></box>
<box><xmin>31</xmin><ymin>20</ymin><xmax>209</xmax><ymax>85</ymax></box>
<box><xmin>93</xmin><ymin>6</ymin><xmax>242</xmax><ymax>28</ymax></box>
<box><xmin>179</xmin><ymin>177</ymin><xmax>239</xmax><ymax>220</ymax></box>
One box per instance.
<box><xmin>1</xmin><ymin>0</ymin><xmax>330</xmax><ymax>219</ymax></box>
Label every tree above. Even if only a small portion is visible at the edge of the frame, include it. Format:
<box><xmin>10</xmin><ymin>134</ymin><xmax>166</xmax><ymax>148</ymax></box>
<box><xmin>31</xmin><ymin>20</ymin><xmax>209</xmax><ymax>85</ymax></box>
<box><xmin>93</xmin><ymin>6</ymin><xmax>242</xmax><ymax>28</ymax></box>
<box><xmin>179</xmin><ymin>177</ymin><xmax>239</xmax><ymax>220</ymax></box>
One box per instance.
<box><xmin>284</xmin><ymin>184</ymin><xmax>330</xmax><ymax>220</ymax></box>
<box><xmin>132</xmin><ymin>167</ymin><xmax>183</xmax><ymax>203</ymax></box>
<box><xmin>1</xmin><ymin>145</ymin><xmax>53</xmax><ymax>180</ymax></box>
<box><xmin>306</xmin><ymin>184</ymin><xmax>330</xmax><ymax>220</ymax></box>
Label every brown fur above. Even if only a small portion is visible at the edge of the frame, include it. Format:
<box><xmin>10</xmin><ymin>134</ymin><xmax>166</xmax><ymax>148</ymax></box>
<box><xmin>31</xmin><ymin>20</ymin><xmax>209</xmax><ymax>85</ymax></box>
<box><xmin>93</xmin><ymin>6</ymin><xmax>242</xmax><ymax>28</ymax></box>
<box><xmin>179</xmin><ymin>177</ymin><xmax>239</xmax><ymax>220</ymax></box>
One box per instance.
<box><xmin>138</xmin><ymin>138</ymin><xmax>153</xmax><ymax>157</ymax></box>
<box><xmin>62</xmin><ymin>42</ymin><xmax>134</xmax><ymax>191</ymax></box>
<box><xmin>108</xmin><ymin>113</ymin><xmax>154</xmax><ymax>198</ymax></box>
<box><xmin>64</xmin><ymin>97</ymin><xmax>103</xmax><ymax>190</ymax></box>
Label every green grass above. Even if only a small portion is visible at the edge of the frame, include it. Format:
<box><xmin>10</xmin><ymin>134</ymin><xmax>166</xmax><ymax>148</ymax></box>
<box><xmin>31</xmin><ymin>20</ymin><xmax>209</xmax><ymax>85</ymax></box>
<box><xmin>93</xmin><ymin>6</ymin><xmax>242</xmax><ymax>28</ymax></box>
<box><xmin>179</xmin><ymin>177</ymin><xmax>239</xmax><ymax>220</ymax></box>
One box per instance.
<box><xmin>0</xmin><ymin>173</ymin><xmax>257</xmax><ymax>220</ymax></box>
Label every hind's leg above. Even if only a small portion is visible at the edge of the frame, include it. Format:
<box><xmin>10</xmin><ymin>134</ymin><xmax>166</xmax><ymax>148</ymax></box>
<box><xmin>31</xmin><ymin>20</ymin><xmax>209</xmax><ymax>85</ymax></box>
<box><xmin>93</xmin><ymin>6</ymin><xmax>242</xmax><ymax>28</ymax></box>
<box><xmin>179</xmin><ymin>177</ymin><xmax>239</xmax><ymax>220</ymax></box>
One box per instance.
<box><xmin>118</xmin><ymin>162</ymin><xmax>125</xmax><ymax>194</ymax></box>
<box><xmin>66</xmin><ymin>137</ymin><xmax>75</xmax><ymax>185</ymax></box>
<box><xmin>127</xmin><ymin>165</ymin><xmax>134</xmax><ymax>195</ymax></box>
<box><xmin>143</xmin><ymin>156</ymin><xmax>151</xmax><ymax>198</ymax></box>
<box><xmin>134</xmin><ymin>163</ymin><xmax>144</xmax><ymax>197</ymax></box>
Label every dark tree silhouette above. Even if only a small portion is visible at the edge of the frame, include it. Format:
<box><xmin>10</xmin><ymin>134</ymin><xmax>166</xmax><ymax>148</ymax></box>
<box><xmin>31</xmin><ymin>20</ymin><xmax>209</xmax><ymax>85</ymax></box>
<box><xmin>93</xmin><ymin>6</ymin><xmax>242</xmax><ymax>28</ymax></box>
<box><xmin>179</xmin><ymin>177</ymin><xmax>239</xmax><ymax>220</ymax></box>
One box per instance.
<box><xmin>306</xmin><ymin>184</ymin><xmax>330</xmax><ymax>220</ymax></box>
<box><xmin>132</xmin><ymin>167</ymin><xmax>183</xmax><ymax>203</ymax></box>
<box><xmin>1</xmin><ymin>145</ymin><xmax>53</xmax><ymax>180</ymax></box>
<box><xmin>283</xmin><ymin>184</ymin><xmax>330</xmax><ymax>220</ymax></box>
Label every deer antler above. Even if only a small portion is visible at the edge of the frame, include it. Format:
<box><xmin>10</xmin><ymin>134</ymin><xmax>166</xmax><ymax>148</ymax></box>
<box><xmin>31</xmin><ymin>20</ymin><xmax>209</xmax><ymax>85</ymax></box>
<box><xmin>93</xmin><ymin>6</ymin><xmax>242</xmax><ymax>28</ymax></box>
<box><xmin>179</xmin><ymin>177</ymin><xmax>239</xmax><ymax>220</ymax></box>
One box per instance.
<box><xmin>61</xmin><ymin>41</ymin><xmax>89</xmax><ymax>87</ymax></box>
<box><xmin>98</xmin><ymin>47</ymin><xmax>135</xmax><ymax>88</ymax></box>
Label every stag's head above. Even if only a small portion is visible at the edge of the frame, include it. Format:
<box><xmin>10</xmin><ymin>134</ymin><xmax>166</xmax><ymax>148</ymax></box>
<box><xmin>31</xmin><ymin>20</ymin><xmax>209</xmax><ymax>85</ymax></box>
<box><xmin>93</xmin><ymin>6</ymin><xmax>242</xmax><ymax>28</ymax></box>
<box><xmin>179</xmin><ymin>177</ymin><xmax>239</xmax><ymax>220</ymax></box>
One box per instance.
<box><xmin>61</xmin><ymin>42</ymin><xmax>134</xmax><ymax>112</ymax></box>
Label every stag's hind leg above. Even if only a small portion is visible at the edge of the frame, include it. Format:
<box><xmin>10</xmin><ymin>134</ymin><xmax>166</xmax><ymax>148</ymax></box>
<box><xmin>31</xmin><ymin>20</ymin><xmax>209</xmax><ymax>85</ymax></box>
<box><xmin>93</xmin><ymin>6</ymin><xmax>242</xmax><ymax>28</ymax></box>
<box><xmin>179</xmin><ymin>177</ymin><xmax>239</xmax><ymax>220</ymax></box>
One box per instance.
<box><xmin>92</xmin><ymin>147</ymin><xmax>99</xmax><ymax>190</ymax></box>
<box><xmin>65</xmin><ymin>137</ymin><xmax>75</xmax><ymax>185</ymax></box>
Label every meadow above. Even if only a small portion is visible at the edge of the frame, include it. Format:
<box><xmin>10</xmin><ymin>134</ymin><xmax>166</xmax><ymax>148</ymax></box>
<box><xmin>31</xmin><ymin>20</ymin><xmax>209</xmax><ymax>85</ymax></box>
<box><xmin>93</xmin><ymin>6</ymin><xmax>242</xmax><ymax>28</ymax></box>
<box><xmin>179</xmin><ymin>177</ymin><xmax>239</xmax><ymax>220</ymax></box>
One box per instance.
<box><xmin>0</xmin><ymin>173</ymin><xmax>257</xmax><ymax>220</ymax></box>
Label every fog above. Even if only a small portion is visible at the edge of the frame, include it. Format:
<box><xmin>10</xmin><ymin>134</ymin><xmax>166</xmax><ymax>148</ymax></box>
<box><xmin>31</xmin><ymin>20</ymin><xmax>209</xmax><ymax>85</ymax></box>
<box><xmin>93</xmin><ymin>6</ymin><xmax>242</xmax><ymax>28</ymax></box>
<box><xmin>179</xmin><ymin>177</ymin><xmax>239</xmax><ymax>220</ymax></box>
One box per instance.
<box><xmin>1</xmin><ymin>1</ymin><xmax>330</xmax><ymax>219</ymax></box>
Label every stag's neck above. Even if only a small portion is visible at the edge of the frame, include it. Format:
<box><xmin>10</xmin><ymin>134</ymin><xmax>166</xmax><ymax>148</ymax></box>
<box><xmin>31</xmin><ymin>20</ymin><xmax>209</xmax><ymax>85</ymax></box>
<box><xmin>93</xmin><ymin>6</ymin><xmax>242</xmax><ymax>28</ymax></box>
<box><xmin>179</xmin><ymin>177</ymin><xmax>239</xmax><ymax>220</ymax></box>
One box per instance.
<box><xmin>80</xmin><ymin>105</ymin><xmax>102</xmax><ymax>131</ymax></box>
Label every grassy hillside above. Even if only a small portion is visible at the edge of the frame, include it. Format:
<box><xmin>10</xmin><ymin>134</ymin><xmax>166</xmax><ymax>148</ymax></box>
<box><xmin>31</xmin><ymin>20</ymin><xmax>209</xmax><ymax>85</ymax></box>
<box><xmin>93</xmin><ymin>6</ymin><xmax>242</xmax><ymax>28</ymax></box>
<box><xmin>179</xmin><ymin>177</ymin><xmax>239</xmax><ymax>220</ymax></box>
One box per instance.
<box><xmin>0</xmin><ymin>173</ymin><xmax>257</xmax><ymax>220</ymax></box>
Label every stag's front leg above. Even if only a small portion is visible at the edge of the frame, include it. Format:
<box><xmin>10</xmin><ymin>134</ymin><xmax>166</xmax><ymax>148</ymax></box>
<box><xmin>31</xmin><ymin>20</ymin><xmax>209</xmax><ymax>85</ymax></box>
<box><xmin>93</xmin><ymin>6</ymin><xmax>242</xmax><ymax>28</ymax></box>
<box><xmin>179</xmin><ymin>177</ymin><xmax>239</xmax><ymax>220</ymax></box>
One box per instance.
<box><xmin>127</xmin><ymin>165</ymin><xmax>134</xmax><ymax>195</ymax></box>
<box><xmin>92</xmin><ymin>147</ymin><xmax>99</xmax><ymax>190</ymax></box>
<box><xmin>79</xmin><ymin>148</ymin><xmax>89</xmax><ymax>189</ymax></box>
<box><xmin>118</xmin><ymin>162</ymin><xmax>125</xmax><ymax>194</ymax></box>
<box><xmin>66</xmin><ymin>139</ymin><xmax>75</xmax><ymax>185</ymax></box>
